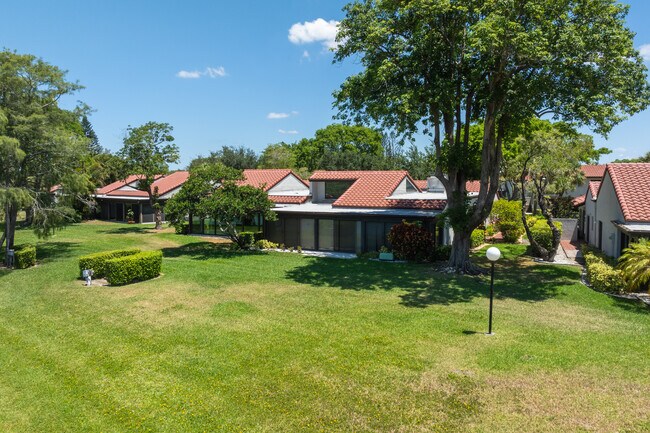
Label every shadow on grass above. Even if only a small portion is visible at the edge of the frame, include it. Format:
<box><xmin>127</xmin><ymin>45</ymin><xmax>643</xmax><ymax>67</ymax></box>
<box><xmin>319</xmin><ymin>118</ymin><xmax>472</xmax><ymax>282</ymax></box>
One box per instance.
<box><xmin>97</xmin><ymin>225</ymin><xmax>157</xmax><ymax>235</ymax></box>
<box><xmin>36</xmin><ymin>241</ymin><xmax>81</xmax><ymax>263</ymax></box>
<box><xmin>161</xmin><ymin>242</ymin><xmax>268</xmax><ymax>261</ymax></box>
<box><xmin>285</xmin><ymin>254</ymin><xmax>575</xmax><ymax>308</ymax></box>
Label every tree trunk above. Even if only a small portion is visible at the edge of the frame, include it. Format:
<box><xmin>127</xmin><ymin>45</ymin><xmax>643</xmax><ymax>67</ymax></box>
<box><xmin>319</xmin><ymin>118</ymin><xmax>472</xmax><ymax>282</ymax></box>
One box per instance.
<box><xmin>4</xmin><ymin>204</ymin><xmax>17</xmax><ymax>267</ymax></box>
<box><xmin>154</xmin><ymin>203</ymin><xmax>163</xmax><ymax>230</ymax></box>
<box><xmin>448</xmin><ymin>230</ymin><xmax>481</xmax><ymax>274</ymax></box>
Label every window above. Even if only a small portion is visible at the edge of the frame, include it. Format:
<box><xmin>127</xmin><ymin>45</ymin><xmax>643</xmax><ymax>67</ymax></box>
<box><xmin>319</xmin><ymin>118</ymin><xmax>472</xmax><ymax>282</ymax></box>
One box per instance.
<box><xmin>339</xmin><ymin>221</ymin><xmax>357</xmax><ymax>252</ymax></box>
<box><xmin>324</xmin><ymin>181</ymin><xmax>354</xmax><ymax>200</ymax></box>
<box><xmin>318</xmin><ymin>219</ymin><xmax>334</xmax><ymax>251</ymax></box>
<box><xmin>300</xmin><ymin>219</ymin><xmax>315</xmax><ymax>250</ymax></box>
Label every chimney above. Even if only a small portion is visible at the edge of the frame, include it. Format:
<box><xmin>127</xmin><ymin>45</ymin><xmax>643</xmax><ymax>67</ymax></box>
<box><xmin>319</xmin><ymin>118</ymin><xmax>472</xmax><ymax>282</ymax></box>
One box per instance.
<box><xmin>426</xmin><ymin>176</ymin><xmax>445</xmax><ymax>193</ymax></box>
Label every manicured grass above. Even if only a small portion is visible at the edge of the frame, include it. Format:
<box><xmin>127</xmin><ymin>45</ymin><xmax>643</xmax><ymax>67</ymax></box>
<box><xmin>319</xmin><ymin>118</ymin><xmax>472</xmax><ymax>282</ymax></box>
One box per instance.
<box><xmin>0</xmin><ymin>221</ymin><xmax>648</xmax><ymax>432</ymax></box>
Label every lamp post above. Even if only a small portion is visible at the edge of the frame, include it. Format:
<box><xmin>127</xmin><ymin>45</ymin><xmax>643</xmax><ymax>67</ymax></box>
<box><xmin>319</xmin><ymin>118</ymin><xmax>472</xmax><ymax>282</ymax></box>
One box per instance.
<box><xmin>485</xmin><ymin>247</ymin><xmax>501</xmax><ymax>335</ymax></box>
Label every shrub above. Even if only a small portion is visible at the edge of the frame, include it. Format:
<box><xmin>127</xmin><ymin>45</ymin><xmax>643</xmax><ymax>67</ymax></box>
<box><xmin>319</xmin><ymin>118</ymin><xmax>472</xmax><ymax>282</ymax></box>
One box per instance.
<box><xmin>526</xmin><ymin>215</ymin><xmax>538</xmax><ymax>227</ymax></box>
<box><xmin>529</xmin><ymin>220</ymin><xmax>562</xmax><ymax>252</ymax></box>
<box><xmin>388</xmin><ymin>221</ymin><xmax>435</xmax><ymax>262</ymax></box>
<box><xmin>549</xmin><ymin>196</ymin><xmax>579</xmax><ymax>218</ymax></box>
<box><xmin>255</xmin><ymin>239</ymin><xmax>278</xmax><ymax>249</ymax></box>
<box><xmin>491</xmin><ymin>200</ymin><xmax>524</xmax><ymax>243</ymax></box>
<box><xmin>78</xmin><ymin>249</ymin><xmax>141</xmax><ymax>278</ymax></box>
<box><xmin>238</xmin><ymin>231</ymin><xmax>256</xmax><ymax>249</ymax></box>
<box><xmin>617</xmin><ymin>239</ymin><xmax>650</xmax><ymax>292</ymax></box>
<box><xmin>357</xmin><ymin>251</ymin><xmax>380</xmax><ymax>260</ymax></box>
<box><xmin>430</xmin><ymin>245</ymin><xmax>452</xmax><ymax>262</ymax></box>
<box><xmin>485</xmin><ymin>225</ymin><xmax>497</xmax><ymax>237</ymax></box>
<box><xmin>253</xmin><ymin>232</ymin><xmax>264</xmax><ymax>242</ymax></box>
<box><xmin>175</xmin><ymin>221</ymin><xmax>189</xmax><ymax>235</ymax></box>
<box><xmin>296</xmin><ymin>246</ymin><xmax>303</xmax><ymax>253</ymax></box>
<box><xmin>105</xmin><ymin>250</ymin><xmax>162</xmax><ymax>286</ymax></box>
<box><xmin>471</xmin><ymin>229</ymin><xmax>485</xmax><ymax>248</ymax></box>
<box><xmin>14</xmin><ymin>244</ymin><xmax>36</xmax><ymax>269</ymax></box>
<box><xmin>584</xmin><ymin>251</ymin><xmax>627</xmax><ymax>293</ymax></box>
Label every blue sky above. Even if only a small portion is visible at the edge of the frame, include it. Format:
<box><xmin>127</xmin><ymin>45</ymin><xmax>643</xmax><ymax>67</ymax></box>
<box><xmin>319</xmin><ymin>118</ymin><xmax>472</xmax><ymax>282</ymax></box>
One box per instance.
<box><xmin>1</xmin><ymin>0</ymin><xmax>649</xmax><ymax>168</ymax></box>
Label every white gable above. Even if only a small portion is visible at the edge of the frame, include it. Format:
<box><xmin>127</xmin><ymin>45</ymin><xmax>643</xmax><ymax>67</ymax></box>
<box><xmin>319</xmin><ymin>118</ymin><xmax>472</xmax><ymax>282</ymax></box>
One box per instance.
<box><xmin>268</xmin><ymin>174</ymin><xmax>309</xmax><ymax>194</ymax></box>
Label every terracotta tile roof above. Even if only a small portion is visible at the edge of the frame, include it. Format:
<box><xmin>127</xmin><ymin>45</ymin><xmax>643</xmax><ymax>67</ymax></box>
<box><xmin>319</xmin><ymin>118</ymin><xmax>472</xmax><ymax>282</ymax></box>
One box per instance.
<box><xmin>49</xmin><ymin>184</ymin><xmax>62</xmax><ymax>193</ymax></box>
<box><xmin>588</xmin><ymin>180</ymin><xmax>601</xmax><ymax>199</ymax></box>
<box><xmin>269</xmin><ymin>195</ymin><xmax>310</xmax><ymax>204</ymax></box>
<box><xmin>99</xmin><ymin>172</ymin><xmax>188</xmax><ymax>198</ymax></box>
<box><xmin>239</xmin><ymin>169</ymin><xmax>308</xmax><ymax>191</ymax></box>
<box><xmin>604</xmin><ymin>163</ymin><xmax>650</xmax><ymax>222</ymax></box>
<box><xmin>414</xmin><ymin>179</ymin><xmax>481</xmax><ymax>193</ymax></box>
<box><xmin>572</xmin><ymin>194</ymin><xmax>586</xmax><ymax>207</ymax></box>
<box><xmin>310</xmin><ymin>171</ymin><xmax>446</xmax><ymax>210</ymax></box>
<box><xmin>581</xmin><ymin>165</ymin><xmax>606</xmax><ymax>178</ymax></box>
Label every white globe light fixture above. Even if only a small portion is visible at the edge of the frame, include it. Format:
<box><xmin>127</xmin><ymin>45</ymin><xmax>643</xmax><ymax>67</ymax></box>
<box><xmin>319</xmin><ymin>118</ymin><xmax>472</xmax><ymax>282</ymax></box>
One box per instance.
<box><xmin>485</xmin><ymin>246</ymin><xmax>501</xmax><ymax>335</ymax></box>
<box><xmin>486</xmin><ymin>247</ymin><xmax>501</xmax><ymax>262</ymax></box>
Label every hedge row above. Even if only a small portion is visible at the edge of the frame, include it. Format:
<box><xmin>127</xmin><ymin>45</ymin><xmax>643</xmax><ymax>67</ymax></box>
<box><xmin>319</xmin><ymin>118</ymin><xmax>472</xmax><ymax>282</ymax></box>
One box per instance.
<box><xmin>584</xmin><ymin>249</ymin><xmax>627</xmax><ymax>294</ymax></box>
<box><xmin>105</xmin><ymin>250</ymin><xmax>163</xmax><ymax>286</ymax></box>
<box><xmin>529</xmin><ymin>220</ymin><xmax>563</xmax><ymax>252</ymax></box>
<box><xmin>78</xmin><ymin>248</ymin><xmax>141</xmax><ymax>278</ymax></box>
<box><xmin>14</xmin><ymin>244</ymin><xmax>36</xmax><ymax>269</ymax></box>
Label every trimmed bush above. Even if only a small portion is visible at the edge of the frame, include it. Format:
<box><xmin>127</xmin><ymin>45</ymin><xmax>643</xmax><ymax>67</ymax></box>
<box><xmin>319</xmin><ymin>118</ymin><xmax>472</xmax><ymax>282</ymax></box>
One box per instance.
<box><xmin>175</xmin><ymin>221</ymin><xmax>189</xmax><ymax>235</ymax></box>
<box><xmin>14</xmin><ymin>244</ymin><xmax>36</xmax><ymax>269</ymax></box>
<box><xmin>471</xmin><ymin>229</ymin><xmax>485</xmax><ymax>248</ymax></box>
<box><xmin>491</xmin><ymin>200</ymin><xmax>524</xmax><ymax>243</ymax></box>
<box><xmin>529</xmin><ymin>220</ymin><xmax>562</xmax><ymax>252</ymax></box>
<box><xmin>78</xmin><ymin>248</ymin><xmax>141</xmax><ymax>278</ymax></box>
<box><xmin>105</xmin><ymin>250</ymin><xmax>163</xmax><ymax>286</ymax></box>
<box><xmin>255</xmin><ymin>239</ymin><xmax>278</xmax><ymax>249</ymax></box>
<box><xmin>238</xmin><ymin>231</ymin><xmax>257</xmax><ymax>249</ymax></box>
<box><xmin>431</xmin><ymin>245</ymin><xmax>452</xmax><ymax>262</ymax></box>
<box><xmin>388</xmin><ymin>221</ymin><xmax>435</xmax><ymax>262</ymax></box>
<box><xmin>584</xmin><ymin>251</ymin><xmax>627</xmax><ymax>293</ymax></box>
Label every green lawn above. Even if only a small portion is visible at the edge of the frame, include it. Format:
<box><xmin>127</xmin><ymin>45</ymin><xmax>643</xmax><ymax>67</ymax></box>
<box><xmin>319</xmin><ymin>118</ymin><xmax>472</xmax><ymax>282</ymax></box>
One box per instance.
<box><xmin>0</xmin><ymin>221</ymin><xmax>648</xmax><ymax>432</ymax></box>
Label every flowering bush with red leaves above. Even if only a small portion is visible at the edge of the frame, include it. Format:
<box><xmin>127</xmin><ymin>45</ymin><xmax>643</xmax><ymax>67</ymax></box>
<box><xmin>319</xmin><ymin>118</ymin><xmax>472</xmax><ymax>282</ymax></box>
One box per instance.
<box><xmin>387</xmin><ymin>221</ymin><xmax>435</xmax><ymax>262</ymax></box>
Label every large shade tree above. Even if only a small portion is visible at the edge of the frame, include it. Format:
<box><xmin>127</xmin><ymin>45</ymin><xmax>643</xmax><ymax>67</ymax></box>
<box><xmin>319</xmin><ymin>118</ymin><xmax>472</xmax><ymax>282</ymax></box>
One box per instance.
<box><xmin>1</xmin><ymin>50</ymin><xmax>90</xmax><ymax>265</ymax></box>
<box><xmin>334</xmin><ymin>0</ymin><xmax>650</xmax><ymax>272</ymax></box>
<box><xmin>118</xmin><ymin>122</ymin><xmax>179</xmax><ymax>230</ymax></box>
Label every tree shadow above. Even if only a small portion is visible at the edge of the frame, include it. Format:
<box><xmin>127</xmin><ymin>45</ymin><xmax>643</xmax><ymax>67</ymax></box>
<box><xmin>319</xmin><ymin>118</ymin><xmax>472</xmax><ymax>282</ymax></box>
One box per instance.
<box><xmin>97</xmin><ymin>225</ymin><xmax>158</xmax><ymax>235</ymax></box>
<box><xmin>161</xmin><ymin>242</ymin><xmax>268</xmax><ymax>261</ymax></box>
<box><xmin>285</xmin><ymin>253</ymin><xmax>570</xmax><ymax>308</ymax></box>
<box><xmin>36</xmin><ymin>241</ymin><xmax>81</xmax><ymax>263</ymax></box>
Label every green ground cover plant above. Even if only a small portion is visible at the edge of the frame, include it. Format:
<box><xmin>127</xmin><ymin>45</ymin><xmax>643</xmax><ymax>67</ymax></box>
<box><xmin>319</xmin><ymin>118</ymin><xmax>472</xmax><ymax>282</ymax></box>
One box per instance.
<box><xmin>0</xmin><ymin>221</ymin><xmax>648</xmax><ymax>432</ymax></box>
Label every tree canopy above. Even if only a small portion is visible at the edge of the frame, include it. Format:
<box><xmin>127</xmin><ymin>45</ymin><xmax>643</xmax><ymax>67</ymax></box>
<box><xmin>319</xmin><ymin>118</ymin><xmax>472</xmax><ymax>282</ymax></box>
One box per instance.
<box><xmin>190</xmin><ymin>145</ymin><xmax>259</xmax><ymax>171</ymax></box>
<box><xmin>117</xmin><ymin>121</ymin><xmax>179</xmax><ymax>229</ymax></box>
<box><xmin>0</xmin><ymin>50</ymin><xmax>89</xmax><ymax>264</ymax></box>
<box><xmin>334</xmin><ymin>0</ymin><xmax>650</xmax><ymax>272</ymax></box>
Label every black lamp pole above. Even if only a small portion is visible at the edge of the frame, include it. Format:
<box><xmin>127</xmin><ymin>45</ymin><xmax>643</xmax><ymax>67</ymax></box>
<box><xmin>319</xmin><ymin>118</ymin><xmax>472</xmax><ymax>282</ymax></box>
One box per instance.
<box><xmin>488</xmin><ymin>261</ymin><xmax>495</xmax><ymax>335</ymax></box>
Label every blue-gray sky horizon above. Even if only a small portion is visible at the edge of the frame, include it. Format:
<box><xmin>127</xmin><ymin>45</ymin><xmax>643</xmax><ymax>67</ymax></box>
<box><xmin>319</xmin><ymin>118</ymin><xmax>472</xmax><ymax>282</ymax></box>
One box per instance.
<box><xmin>2</xmin><ymin>0</ymin><xmax>649</xmax><ymax>168</ymax></box>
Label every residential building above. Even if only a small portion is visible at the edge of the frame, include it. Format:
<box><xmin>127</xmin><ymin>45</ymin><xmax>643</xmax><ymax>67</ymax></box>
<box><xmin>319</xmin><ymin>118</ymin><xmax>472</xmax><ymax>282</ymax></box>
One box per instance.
<box><xmin>94</xmin><ymin>171</ymin><xmax>189</xmax><ymax>223</ymax></box>
<box><xmin>582</xmin><ymin>163</ymin><xmax>650</xmax><ymax>257</ymax></box>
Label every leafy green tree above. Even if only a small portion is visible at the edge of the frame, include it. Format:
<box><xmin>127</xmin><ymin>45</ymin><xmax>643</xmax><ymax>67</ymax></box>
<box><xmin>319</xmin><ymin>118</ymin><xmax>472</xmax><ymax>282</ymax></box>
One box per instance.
<box><xmin>117</xmin><ymin>122</ymin><xmax>179</xmax><ymax>230</ymax></box>
<box><xmin>0</xmin><ymin>50</ymin><xmax>89</xmax><ymax>264</ymax></box>
<box><xmin>334</xmin><ymin>0</ymin><xmax>650</xmax><ymax>272</ymax></box>
<box><xmin>258</xmin><ymin>142</ymin><xmax>296</xmax><ymax>169</ymax></box>
<box><xmin>294</xmin><ymin>124</ymin><xmax>383</xmax><ymax>171</ymax></box>
<box><xmin>165</xmin><ymin>162</ymin><xmax>242</xmax><ymax>230</ymax></box>
<box><xmin>166</xmin><ymin>162</ymin><xmax>276</xmax><ymax>248</ymax></box>
<box><xmin>190</xmin><ymin>145</ymin><xmax>259</xmax><ymax>170</ymax></box>
<box><xmin>613</xmin><ymin>151</ymin><xmax>650</xmax><ymax>163</ymax></box>
<box><xmin>512</xmin><ymin>121</ymin><xmax>605</xmax><ymax>261</ymax></box>
<box><xmin>617</xmin><ymin>239</ymin><xmax>650</xmax><ymax>292</ymax></box>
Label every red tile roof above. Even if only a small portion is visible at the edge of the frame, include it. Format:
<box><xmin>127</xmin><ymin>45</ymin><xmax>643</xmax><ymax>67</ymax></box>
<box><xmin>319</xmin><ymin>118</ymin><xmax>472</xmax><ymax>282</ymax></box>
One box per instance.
<box><xmin>588</xmin><ymin>180</ymin><xmax>601</xmax><ymax>199</ymax></box>
<box><xmin>581</xmin><ymin>165</ymin><xmax>606</xmax><ymax>178</ymax></box>
<box><xmin>311</xmin><ymin>171</ymin><xmax>446</xmax><ymax>210</ymax></box>
<box><xmin>414</xmin><ymin>179</ymin><xmax>481</xmax><ymax>193</ymax></box>
<box><xmin>98</xmin><ymin>172</ymin><xmax>188</xmax><ymax>198</ymax></box>
<box><xmin>572</xmin><ymin>194</ymin><xmax>586</xmax><ymax>207</ymax></box>
<box><xmin>269</xmin><ymin>195</ymin><xmax>310</xmax><ymax>204</ymax></box>
<box><xmin>604</xmin><ymin>163</ymin><xmax>650</xmax><ymax>222</ymax></box>
<box><xmin>239</xmin><ymin>169</ymin><xmax>308</xmax><ymax>191</ymax></box>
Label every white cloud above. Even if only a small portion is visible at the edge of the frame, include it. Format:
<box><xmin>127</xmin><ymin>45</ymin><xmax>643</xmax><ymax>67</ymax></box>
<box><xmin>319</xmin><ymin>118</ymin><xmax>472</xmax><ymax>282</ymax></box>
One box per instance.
<box><xmin>267</xmin><ymin>111</ymin><xmax>299</xmax><ymax>120</ymax></box>
<box><xmin>639</xmin><ymin>44</ymin><xmax>650</xmax><ymax>61</ymax></box>
<box><xmin>176</xmin><ymin>66</ymin><xmax>227</xmax><ymax>79</ymax></box>
<box><xmin>278</xmin><ymin>129</ymin><xmax>298</xmax><ymax>135</ymax></box>
<box><xmin>176</xmin><ymin>70</ymin><xmax>202</xmax><ymax>79</ymax></box>
<box><xmin>288</xmin><ymin>18</ymin><xmax>340</xmax><ymax>49</ymax></box>
<box><xmin>302</xmin><ymin>50</ymin><xmax>310</xmax><ymax>59</ymax></box>
<box><xmin>267</xmin><ymin>112</ymin><xmax>290</xmax><ymax>119</ymax></box>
